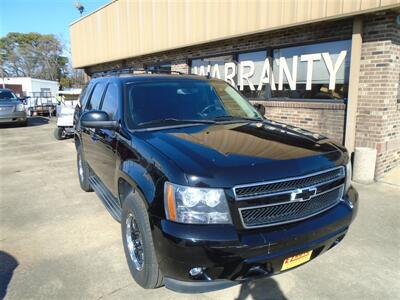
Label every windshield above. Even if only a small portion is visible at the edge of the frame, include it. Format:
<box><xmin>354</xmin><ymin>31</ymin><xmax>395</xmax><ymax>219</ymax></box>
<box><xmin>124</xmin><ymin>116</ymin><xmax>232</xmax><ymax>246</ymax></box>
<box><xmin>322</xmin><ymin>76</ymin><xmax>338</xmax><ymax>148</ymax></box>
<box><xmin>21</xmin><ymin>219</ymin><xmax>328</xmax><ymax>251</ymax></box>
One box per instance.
<box><xmin>126</xmin><ymin>80</ymin><xmax>262</xmax><ymax>128</ymax></box>
<box><xmin>0</xmin><ymin>90</ymin><xmax>18</xmax><ymax>101</ymax></box>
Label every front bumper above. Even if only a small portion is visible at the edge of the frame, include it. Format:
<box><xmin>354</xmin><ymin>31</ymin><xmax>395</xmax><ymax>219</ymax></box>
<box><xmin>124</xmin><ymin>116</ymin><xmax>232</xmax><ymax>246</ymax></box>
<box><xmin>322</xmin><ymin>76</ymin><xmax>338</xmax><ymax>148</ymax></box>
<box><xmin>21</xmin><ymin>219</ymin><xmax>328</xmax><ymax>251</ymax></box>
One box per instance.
<box><xmin>0</xmin><ymin>111</ymin><xmax>27</xmax><ymax>123</ymax></box>
<box><xmin>152</xmin><ymin>186</ymin><xmax>358</xmax><ymax>293</ymax></box>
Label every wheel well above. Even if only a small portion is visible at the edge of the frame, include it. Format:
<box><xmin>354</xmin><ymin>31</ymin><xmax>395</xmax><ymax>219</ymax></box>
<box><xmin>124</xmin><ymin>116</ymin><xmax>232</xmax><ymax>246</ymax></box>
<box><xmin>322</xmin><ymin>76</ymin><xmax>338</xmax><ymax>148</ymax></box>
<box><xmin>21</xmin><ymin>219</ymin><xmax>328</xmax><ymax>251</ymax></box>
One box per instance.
<box><xmin>118</xmin><ymin>178</ymin><xmax>135</xmax><ymax>205</ymax></box>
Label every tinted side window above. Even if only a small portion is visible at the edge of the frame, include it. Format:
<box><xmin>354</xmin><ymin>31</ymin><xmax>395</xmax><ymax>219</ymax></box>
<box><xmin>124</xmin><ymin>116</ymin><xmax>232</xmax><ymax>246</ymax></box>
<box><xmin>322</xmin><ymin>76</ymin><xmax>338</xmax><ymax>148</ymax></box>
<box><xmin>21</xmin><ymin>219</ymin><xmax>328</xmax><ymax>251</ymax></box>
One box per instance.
<box><xmin>86</xmin><ymin>82</ymin><xmax>106</xmax><ymax>110</ymax></box>
<box><xmin>79</xmin><ymin>83</ymin><xmax>90</xmax><ymax>107</ymax></box>
<box><xmin>101</xmin><ymin>83</ymin><xmax>119</xmax><ymax>120</ymax></box>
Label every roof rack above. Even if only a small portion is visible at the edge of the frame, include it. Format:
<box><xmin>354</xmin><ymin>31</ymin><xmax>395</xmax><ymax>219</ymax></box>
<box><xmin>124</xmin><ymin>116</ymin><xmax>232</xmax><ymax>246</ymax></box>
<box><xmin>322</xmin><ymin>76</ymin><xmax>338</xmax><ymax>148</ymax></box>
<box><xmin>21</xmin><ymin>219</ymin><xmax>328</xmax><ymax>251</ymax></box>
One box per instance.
<box><xmin>91</xmin><ymin>67</ymin><xmax>187</xmax><ymax>78</ymax></box>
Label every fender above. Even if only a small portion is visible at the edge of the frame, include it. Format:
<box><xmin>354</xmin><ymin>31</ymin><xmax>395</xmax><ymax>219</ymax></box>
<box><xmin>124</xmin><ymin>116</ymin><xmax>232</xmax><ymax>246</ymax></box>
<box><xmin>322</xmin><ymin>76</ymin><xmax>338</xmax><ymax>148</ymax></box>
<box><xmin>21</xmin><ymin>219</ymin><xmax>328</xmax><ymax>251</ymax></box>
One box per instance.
<box><xmin>74</xmin><ymin>133</ymin><xmax>82</xmax><ymax>151</ymax></box>
<box><xmin>118</xmin><ymin>161</ymin><xmax>157</xmax><ymax>208</ymax></box>
<box><xmin>115</xmin><ymin>134</ymin><xmax>187</xmax><ymax>218</ymax></box>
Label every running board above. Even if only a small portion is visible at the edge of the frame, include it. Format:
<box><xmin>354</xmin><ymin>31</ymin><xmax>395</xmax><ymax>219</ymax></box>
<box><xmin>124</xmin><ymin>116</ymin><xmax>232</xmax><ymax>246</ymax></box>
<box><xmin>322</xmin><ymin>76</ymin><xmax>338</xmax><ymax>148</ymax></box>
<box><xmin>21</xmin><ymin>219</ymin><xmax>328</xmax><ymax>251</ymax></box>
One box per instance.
<box><xmin>89</xmin><ymin>175</ymin><xmax>122</xmax><ymax>222</ymax></box>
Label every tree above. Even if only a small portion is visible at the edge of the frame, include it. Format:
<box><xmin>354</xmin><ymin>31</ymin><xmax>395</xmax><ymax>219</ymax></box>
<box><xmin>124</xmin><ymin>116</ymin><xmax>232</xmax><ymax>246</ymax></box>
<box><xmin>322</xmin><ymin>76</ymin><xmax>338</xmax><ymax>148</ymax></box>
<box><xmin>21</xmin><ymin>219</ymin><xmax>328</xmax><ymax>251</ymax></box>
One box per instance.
<box><xmin>0</xmin><ymin>32</ymin><xmax>68</xmax><ymax>81</ymax></box>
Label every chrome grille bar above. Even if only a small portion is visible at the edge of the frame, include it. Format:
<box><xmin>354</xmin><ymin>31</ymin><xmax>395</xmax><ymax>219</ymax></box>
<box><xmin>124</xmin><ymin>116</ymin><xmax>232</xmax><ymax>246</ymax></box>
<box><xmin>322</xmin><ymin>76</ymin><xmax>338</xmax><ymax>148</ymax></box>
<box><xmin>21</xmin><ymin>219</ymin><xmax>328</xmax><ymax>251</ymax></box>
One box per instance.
<box><xmin>233</xmin><ymin>166</ymin><xmax>345</xmax><ymax>200</ymax></box>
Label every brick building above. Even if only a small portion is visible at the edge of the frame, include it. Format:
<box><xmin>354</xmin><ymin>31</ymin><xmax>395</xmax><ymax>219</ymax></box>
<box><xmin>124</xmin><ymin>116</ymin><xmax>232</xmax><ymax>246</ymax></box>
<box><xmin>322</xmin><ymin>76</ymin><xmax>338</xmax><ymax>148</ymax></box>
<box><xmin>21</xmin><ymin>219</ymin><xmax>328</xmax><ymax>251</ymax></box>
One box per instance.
<box><xmin>70</xmin><ymin>0</ymin><xmax>400</xmax><ymax>179</ymax></box>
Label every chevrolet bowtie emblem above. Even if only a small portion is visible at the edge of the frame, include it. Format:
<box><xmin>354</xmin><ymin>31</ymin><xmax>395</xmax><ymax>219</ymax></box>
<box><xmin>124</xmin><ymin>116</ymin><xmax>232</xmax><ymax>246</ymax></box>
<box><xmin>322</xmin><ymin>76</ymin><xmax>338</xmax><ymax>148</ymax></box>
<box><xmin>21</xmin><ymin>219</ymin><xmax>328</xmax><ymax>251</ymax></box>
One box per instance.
<box><xmin>290</xmin><ymin>187</ymin><xmax>317</xmax><ymax>202</ymax></box>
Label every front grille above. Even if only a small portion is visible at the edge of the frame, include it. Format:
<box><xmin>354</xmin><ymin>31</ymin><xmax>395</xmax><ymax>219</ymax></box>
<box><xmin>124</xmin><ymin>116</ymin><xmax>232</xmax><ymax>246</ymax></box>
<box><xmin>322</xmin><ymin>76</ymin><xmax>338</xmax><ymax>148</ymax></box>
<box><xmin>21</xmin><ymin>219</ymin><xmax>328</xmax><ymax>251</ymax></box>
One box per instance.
<box><xmin>234</xmin><ymin>167</ymin><xmax>344</xmax><ymax>199</ymax></box>
<box><xmin>0</xmin><ymin>106</ymin><xmax>15</xmax><ymax>114</ymax></box>
<box><xmin>234</xmin><ymin>167</ymin><xmax>346</xmax><ymax>228</ymax></box>
<box><xmin>240</xmin><ymin>186</ymin><xmax>344</xmax><ymax>228</ymax></box>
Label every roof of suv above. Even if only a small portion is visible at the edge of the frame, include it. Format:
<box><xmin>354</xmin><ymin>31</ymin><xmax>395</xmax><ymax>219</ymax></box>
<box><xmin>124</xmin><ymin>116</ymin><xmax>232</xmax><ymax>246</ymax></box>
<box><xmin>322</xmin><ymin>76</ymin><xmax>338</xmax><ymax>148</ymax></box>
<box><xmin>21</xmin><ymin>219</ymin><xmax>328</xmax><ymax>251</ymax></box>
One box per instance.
<box><xmin>91</xmin><ymin>74</ymin><xmax>219</xmax><ymax>84</ymax></box>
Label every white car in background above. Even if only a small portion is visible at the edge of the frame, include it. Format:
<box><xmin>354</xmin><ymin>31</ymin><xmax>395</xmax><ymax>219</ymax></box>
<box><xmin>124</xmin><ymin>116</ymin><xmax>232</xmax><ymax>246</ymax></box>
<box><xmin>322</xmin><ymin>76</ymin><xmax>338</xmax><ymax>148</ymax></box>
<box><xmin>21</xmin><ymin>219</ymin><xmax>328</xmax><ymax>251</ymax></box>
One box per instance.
<box><xmin>54</xmin><ymin>89</ymin><xmax>81</xmax><ymax>140</ymax></box>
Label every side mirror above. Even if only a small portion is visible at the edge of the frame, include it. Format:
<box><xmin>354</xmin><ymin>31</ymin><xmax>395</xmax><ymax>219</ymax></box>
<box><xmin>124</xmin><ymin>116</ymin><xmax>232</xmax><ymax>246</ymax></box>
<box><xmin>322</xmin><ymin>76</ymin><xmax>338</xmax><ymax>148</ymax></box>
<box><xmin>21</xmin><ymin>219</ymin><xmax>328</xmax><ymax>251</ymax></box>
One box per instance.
<box><xmin>80</xmin><ymin>110</ymin><xmax>118</xmax><ymax>130</ymax></box>
<box><xmin>253</xmin><ymin>103</ymin><xmax>266</xmax><ymax>116</ymax></box>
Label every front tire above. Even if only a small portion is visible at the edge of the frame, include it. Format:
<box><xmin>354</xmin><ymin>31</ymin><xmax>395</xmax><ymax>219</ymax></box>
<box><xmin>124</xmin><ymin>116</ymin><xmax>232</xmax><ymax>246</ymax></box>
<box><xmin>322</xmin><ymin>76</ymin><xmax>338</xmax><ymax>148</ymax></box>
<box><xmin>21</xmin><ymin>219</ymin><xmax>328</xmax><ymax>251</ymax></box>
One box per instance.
<box><xmin>19</xmin><ymin>120</ymin><xmax>28</xmax><ymax>127</ymax></box>
<box><xmin>77</xmin><ymin>147</ymin><xmax>92</xmax><ymax>192</ymax></box>
<box><xmin>121</xmin><ymin>193</ymin><xmax>163</xmax><ymax>289</ymax></box>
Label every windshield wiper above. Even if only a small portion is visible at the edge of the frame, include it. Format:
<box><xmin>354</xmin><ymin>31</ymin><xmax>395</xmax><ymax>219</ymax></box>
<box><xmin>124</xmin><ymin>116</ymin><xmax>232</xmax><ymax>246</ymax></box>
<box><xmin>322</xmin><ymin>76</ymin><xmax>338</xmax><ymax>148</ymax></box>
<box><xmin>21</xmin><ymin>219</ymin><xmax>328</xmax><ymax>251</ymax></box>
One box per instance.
<box><xmin>213</xmin><ymin>115</ymin><xmax>263</xmax><ymax>122</ymax></box>
<box><xmin>137</xmin><ymin>118</ymin><xmax>216</xmax><ymax>127</ymax></box>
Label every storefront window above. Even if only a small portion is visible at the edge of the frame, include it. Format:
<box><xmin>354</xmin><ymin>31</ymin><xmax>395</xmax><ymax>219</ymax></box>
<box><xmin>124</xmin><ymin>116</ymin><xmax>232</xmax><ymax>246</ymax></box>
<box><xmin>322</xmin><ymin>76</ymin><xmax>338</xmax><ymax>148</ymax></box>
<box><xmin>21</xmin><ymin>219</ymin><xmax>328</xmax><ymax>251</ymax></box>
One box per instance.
<box><xmin>189</xmin><ymin>39</ymin><xmax>351</xmax><ymax>102</ymax></box>
<box><xmin>271</xmin><ymin>40</ymin><xmax>351</xmax><ymax>100</ymax></box>
<box><xmin>146</xmin><ymin>63</ymin><xmax>171</xmax><ymax>73</ymax></box>
<box><xmin>191</xmin><ymin>55</ymin><xmax>233</xmax><ymax>81</ymax></box>
<box><xmin>237</xmin><ymin>50</ymin><xmax>267</xmax><ymax>99</ymax></box>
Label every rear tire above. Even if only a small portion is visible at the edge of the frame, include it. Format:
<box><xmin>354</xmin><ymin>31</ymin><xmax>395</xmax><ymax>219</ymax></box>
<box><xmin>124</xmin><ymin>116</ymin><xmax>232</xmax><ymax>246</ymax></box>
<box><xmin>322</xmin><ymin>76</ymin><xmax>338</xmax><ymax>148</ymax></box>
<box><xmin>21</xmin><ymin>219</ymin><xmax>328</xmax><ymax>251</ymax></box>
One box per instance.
<box><xmin>54</xmin><ymin>127</ymin><xmax>65</xmax><ymax>140</ymax></box>
<box><xmin>121</xmin><ymin>193</ymin><xmax>163</xmax><ymax>289</ymax></box>
<box><xmin>77</xmin><ymin>147</ymin><xmax>92</xmax><ymax>192</ymax></box>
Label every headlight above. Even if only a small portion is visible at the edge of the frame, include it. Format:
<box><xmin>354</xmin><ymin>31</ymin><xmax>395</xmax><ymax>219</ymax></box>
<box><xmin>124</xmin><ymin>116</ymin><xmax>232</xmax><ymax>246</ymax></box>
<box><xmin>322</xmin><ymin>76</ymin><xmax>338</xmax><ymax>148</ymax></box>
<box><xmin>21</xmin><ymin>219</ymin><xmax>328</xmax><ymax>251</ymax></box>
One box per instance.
<box><xmin>345</xmin><ymin>161</ymin><xmax>352</xmax><ymax>193</ymax></box>
<box><xmin>16</xmin><ymin>104</ymin><xmax>25</xmax><ymax>112</ymax></box>
<box><xmin>164</xmin><ymin>182</ymin><xmax>232</xmax><ymax>224</ymax></box>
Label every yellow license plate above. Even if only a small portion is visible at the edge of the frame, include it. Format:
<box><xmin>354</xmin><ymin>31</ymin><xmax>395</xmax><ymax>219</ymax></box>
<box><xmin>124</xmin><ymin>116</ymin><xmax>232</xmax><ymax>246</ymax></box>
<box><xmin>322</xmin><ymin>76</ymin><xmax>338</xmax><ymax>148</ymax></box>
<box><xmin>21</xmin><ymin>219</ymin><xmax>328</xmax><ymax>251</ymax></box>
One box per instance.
<box><xmin>281</xmin><ymin>250</ymin><xmax>313</xmax><ymax>271</ymax></box>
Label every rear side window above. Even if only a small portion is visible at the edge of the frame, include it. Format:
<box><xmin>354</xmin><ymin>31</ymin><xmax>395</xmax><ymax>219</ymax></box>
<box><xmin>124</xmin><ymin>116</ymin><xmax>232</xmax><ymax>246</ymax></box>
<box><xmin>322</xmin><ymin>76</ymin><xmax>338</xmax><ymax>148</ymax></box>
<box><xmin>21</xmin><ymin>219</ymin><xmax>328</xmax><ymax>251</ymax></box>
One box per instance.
<box><xmin>101</xmin><ymin>83</ymin><xmax>119</xmax><ymax>120</ymax></box>
<box><xmin>78</xmin><ymin>84</ymin><xmax>89</xmax><ymax>107</ymax></box>
<box><xmin>86</xmin><ymin>82</ymin><xmax>106</xmax><ymax>110</ymax></box>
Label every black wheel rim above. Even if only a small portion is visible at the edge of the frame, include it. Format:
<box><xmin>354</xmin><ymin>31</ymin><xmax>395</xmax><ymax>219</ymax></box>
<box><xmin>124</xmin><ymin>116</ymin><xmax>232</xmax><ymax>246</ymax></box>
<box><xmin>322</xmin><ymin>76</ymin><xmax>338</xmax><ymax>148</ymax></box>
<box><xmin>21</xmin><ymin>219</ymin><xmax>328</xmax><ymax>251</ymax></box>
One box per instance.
<box><xmin>125</xmin><ymin>213</ymin><xmax>145</xmax><ymax>271</ymax></box>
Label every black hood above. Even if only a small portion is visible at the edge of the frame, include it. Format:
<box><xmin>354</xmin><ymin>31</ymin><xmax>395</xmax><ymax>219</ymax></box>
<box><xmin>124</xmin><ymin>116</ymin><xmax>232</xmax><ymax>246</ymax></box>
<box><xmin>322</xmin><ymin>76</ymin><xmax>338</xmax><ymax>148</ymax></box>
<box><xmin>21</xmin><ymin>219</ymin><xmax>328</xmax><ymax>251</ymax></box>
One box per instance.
<box><xmin>137</xmin><ymin>121</ymin><xmax>347</xmax><ymax>187</ymax></box>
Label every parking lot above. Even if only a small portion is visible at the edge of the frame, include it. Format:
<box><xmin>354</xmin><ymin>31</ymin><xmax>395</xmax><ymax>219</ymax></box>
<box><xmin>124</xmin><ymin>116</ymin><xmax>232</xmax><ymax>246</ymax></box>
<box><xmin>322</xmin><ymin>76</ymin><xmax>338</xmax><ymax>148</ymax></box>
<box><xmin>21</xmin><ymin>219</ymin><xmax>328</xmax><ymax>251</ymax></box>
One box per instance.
<box><xmin>0</xmin><ymin>118</ymin><xmax>399</xmax><ymax>300</ymax></box>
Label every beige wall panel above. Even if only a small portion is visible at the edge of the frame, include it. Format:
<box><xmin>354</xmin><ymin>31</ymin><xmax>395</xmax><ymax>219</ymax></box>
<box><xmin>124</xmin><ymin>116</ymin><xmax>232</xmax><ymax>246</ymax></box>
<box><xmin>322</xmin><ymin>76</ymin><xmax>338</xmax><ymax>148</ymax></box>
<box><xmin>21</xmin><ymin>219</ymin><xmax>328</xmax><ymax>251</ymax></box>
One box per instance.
<box><xmin>325</xmin><ymin>0</ymin><xmax>343</xmax><ymax>17</ymax></box>
<box><xmin>247</xmin><ymin>1</ymin><xmax>260</xmax><ymax>32</ymax></box>
<box><xmin>264</xmin><ymin>0</ymin><xmax>283</xmax><ymax>27</ymax></box>
<box><xmin>205</xmin><ymin>1</ymin><xmax>218</xmax><ymax>40</ymax></box>
<box><xmin>218</xmin><ymin>1</ymin><xmax>231</xmax><ymax>37</ymax></box>
<box><xmin>343</xmin><ymin>0</ymin><xmax>362</xmax><ymax>14</ymax></box>
<box><xmin>257</xmin><ymin>1</ymin><xmax>269</xmax><ymax>28</ymax></box>
<box><xmin>129</xmin><ymin>1</ymin><xmax>140</xmax><ymax>58</ymax></box>
<box><xmin>70</xmin><ymin>0</ymin><xmax>400</xmax><ymax>68</ymax></box>
<box><xmin>115</xmin><ymin>1</ymin><xmax>127</xmax><ymax>58</ymax></box>
<box><xmin>310</xmin><ymin>0</ymin><xmax>327</xmax><ymax>19</ymax></box>
<box><xmin>360</xmin><ymin>0</ymin><xmax>380</xmax><ymax>10</ymax></box>
<box><xmin>282</xmin><ymin>0</ymin><xmax>296</xmax><ymax>24</ymax></box>
<box><xmin>295</xmin><ymin>0</ymin><xmax>312</xmax><ymax>23</ymax></box>
<box><xmin>168</xmin><ymin>1</ymin><xmax>182</xmax><ymax>48</ymax></box>
<box><xmin>153</xmin><ymin>1</ymin><xmax>168</xmax><ymax>52</ymax></box>
<box><xmin>381</xmin><ymin>0</ymin><xmax>400</xmax><ymax>6</ymax></box>
<box><xmin>188</xmin><ymin>1</ymin><xmax>201</xmax><ymax>43</ymax></box>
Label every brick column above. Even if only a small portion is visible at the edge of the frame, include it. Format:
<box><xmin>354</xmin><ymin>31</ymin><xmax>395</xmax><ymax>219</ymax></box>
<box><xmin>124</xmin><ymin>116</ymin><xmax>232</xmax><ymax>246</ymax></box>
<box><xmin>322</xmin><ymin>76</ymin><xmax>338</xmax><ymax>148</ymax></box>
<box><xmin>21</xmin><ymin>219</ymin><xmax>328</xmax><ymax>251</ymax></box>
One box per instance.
<box><xmin>356</xmin><ymin>12</ymin><xmax>400</xmax><ymax>179</ymax></box>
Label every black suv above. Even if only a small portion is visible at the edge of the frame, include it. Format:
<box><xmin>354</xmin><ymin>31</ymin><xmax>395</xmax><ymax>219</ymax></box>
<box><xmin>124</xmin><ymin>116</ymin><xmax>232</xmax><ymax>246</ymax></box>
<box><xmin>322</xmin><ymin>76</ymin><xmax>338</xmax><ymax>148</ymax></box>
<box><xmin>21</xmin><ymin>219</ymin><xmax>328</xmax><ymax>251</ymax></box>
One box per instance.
<box><xmin>74</xmin><ymin>74</ymin><xmax>358</xmax><ymax>293</ymax></box>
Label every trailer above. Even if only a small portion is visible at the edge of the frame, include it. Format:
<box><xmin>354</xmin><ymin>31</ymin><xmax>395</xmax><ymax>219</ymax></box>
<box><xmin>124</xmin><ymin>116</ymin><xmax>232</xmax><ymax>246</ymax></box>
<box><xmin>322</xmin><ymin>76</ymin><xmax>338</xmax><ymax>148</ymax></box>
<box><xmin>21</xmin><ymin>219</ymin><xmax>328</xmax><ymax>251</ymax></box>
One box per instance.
<box><xmin>25</xmin><ymin>92</ymin><xmax>57</xmax><ymax>117</ymax></box>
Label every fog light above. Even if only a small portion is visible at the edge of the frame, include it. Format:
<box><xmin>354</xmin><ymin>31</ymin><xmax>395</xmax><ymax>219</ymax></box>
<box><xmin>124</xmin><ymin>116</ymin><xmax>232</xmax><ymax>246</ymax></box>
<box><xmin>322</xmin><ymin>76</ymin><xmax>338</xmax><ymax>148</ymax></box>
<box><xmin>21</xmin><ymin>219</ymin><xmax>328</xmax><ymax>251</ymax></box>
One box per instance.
<box><xmin>189</xmin><ymin>267</ymin><xmax>203</xmax><ymax>277</ymax></box>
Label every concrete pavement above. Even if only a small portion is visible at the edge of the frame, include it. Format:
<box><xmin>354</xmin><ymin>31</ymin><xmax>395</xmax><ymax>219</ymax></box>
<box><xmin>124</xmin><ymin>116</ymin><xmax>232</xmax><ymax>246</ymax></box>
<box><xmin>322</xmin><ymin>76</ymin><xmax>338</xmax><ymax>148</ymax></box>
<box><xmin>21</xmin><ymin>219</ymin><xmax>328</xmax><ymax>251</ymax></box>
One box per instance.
<box><xmin>1</xmin><ymin>118</ymin><xmax>399</xmax><ymax>300</ymax></box>
<box><xmin>379</xmin><ymin>166</ymin><xmax>400</xmax><ymax>187</ymax></box>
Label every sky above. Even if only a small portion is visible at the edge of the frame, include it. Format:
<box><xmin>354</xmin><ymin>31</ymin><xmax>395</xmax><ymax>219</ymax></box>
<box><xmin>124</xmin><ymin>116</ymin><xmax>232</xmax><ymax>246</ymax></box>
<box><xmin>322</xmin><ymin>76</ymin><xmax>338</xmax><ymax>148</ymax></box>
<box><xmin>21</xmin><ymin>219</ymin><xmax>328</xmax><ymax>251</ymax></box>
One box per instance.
<box><xmin>0</xmin><ymin>0</ymin><xmax>110</xmax><ymax>46</ymax></box>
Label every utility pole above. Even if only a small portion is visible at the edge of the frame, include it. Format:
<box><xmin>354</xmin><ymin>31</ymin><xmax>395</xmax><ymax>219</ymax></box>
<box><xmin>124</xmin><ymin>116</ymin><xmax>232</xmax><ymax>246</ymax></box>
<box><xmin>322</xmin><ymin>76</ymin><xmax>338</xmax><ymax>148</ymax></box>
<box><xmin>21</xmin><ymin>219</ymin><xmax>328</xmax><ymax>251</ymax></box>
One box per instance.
<box><xmin>0</xmin><ymin>49</ymin><xmax>6</xmax><ymax>88</ymax></box>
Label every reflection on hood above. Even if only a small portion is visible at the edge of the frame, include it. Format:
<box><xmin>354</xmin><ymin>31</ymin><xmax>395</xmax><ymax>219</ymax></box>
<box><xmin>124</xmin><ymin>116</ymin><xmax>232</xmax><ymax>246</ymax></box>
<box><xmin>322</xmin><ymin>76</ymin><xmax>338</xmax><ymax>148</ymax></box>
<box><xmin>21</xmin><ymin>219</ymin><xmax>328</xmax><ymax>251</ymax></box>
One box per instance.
<box><xmin>171</xmin><ymin>122</ymin><xmax>330</xmax><ymax>160</ymax></box>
